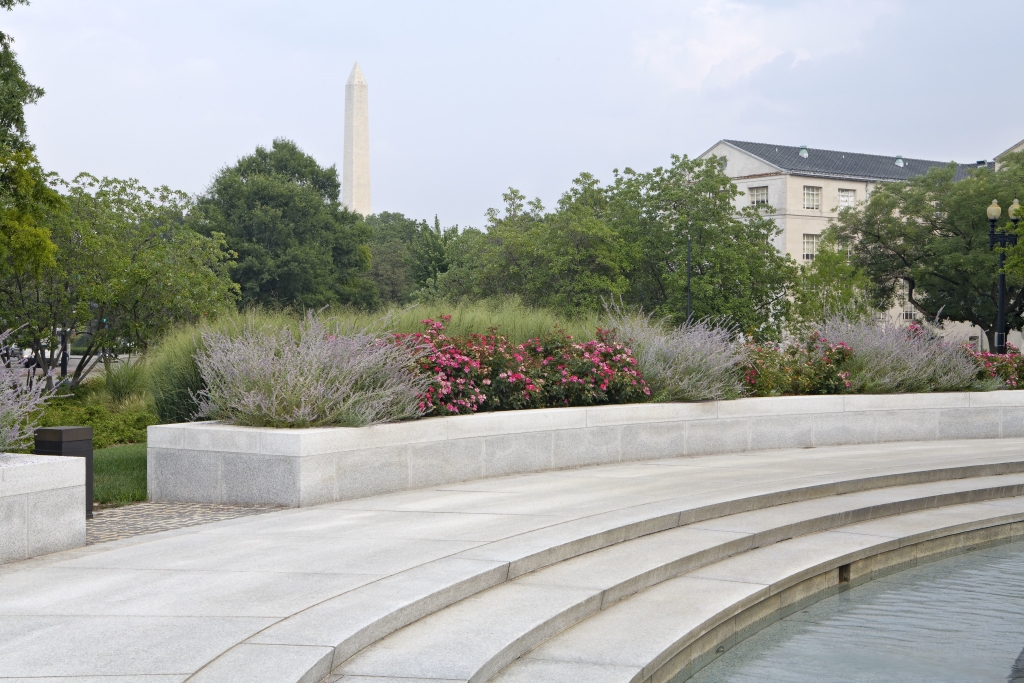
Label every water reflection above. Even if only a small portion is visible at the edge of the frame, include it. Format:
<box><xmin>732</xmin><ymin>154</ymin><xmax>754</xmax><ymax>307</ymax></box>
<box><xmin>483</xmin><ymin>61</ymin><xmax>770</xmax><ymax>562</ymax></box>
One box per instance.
<box><xmin>686</xmin><ymin>540</ymin><xmax>1024</xmax><ymax>683</ymax></box>
<box><xmin>1011</xmin><ymin>646</ymin><xmax>1024</xmax><ymax>683</ymax></box>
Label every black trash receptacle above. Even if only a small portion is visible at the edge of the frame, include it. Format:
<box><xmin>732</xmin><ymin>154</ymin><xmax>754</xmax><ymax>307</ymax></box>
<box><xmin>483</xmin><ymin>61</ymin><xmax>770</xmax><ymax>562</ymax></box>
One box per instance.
<box><xmin>34</xmin><ymin>426</ymin><xmax>93</xmax><ymax>519</ymax></box>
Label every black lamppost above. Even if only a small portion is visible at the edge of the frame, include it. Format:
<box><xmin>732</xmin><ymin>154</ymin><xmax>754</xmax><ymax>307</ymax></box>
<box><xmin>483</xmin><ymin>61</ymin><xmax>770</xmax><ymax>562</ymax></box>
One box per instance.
<box><xmin>988</xmin><ymin>199</ymin><xmax>1019</xmax><ymax>354</ymax></box>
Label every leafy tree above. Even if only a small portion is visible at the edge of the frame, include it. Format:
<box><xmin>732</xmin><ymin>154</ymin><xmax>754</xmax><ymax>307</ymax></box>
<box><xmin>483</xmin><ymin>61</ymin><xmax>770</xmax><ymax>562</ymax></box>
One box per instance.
<box><xmin>409</xmin><ymin>216</ymin><xmax>457</xmax><ymax>288</ymax></box>
<box><xmin>790</xmin><ymin>229</ymin><xmax>877</xmax><ymax>330</ymax></box>
<box><xmin>607</xmin><ymin>155</ymin><xmax>797</xmax><ymax>337</ymax></box>
<box><xmin>193</xmin><ymin>139</ymin><xmax>373</xmax><ymax>310</ymax></box>
<box><xmin>363</xmin><ymin>212</ymin><xmax>457</xmax><ymax>305</ymax></box>
<box><xmin>0</xmin><ymin>148</ymin><xmax>61</xmax><ymax>280</ymax></box>
<box><xmin>0</xmin><ymin>175</ymin><xmax>238</xmax><ymax>387</ymax></box>
<box><xmin>431</xmin><ymin>180</ymin><xmax>629</xmax><ymax>315</ymax></box>
<box><xmin>831</xmin><ymin>153</ymin><xmax>1024</xmax><ymax>348</ymax></box>
<box><xmin>0</xmin><ymin>1</ymin><xmax>60</xmax><ymax>279</ymax></box>
<box><xmin>0</xmin><ymin>0</ymin><xmax>43</xmax><ymax>153</ymax></box>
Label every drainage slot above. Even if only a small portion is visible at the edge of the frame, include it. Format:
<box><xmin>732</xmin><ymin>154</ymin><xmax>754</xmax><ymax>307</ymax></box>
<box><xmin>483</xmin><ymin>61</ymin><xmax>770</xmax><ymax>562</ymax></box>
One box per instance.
<box><xmin>838</xmin><ymin>563</ymin><xmax>852</xmax><ymax>583</ymax></box>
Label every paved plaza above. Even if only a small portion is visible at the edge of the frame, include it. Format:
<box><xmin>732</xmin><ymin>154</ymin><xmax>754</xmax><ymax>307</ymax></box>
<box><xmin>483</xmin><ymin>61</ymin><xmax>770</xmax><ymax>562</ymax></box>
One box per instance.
<box><xmin>2</xmin><ymin>439</ymin><xmax>1024</xmax><ymax>682</ymax></box>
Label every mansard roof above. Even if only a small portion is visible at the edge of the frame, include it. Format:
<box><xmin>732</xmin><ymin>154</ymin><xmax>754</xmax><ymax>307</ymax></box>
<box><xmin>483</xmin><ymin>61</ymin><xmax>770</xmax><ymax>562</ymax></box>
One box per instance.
<box><xmin>717</xmin><ymin>139</ymin><xmax>984</xmax><ymax>182</ymax></box>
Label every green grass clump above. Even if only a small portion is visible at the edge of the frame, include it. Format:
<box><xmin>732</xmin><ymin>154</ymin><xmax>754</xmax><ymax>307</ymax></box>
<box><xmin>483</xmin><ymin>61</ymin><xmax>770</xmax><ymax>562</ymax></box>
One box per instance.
<box><xmin>37</xmin><ymin>381</ymin><xmax>158</xmax><ymax>448</ymax></box>
<box><xmin>104</xmin><ymin>358</ymin><xmax>150</xmax><ymax>404</ymax></box>
<box><xmin>331</xmin><ymin>297</ymin><xmax>599</xmax><ymax>343</ymax></box>
<box><xmin>93</xmin><ymin>442</ymin><xmax>147</xmax><ymax>506</ymax></box>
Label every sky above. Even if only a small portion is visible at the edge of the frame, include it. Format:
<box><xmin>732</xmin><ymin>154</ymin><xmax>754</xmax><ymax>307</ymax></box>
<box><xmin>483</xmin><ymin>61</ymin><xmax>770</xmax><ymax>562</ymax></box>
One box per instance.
<box><xmin>8</xmin><ymin>0</ymin><xmax>1024</xmax><ymax>229</ymax></box>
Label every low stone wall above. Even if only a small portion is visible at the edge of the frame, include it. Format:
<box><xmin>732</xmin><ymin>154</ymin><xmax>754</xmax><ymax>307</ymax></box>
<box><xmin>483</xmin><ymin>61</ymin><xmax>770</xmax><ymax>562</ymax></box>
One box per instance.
<box><xmin>147</xmin><ymin>391</ymin><xmax>1024</xmax><ymax>507</ymax></box>
<box><xmin>0</xmin><ymin>454</ymin><xmax>86</xmax><ymax>564</ymax></box>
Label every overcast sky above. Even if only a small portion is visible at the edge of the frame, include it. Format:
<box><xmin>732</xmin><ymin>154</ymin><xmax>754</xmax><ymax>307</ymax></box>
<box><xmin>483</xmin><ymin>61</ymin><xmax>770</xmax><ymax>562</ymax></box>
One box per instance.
<box><xmin>9</xmin><ymin>0</ymin><xmax>1024</xmax><ymax>228</ymax></box>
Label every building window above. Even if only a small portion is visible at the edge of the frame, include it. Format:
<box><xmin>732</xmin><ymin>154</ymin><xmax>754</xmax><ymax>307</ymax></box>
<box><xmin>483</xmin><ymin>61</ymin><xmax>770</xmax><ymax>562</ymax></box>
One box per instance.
<box><xmin>900</xmin><ymin>281</ymin><xmax>918</xmax><ymax>321</ymax></box>
<box><xmin>749</xmin><ymin>186</ymin><xmax>768</xmax><ymax>206</ymax></box>
<box><xmin>802</xmin><ymin>233</ymin><xmax>820</xmax><ymax>262</ymax></box>
<box><xmin>838</xmin><ymin>188</ymin><xmax>856</xmax><ymax>208</ymax></box>
<box><xmin>803</xmin><ymin>186</ymin><xmax>821</xmax><ymax>210</ymax></box>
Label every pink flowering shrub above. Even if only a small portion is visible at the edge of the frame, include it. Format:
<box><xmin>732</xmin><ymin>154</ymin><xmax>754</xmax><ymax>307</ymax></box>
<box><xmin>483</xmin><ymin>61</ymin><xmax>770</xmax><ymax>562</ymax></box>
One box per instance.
<box><xmin>973</xmin><ymin>343</ymin><xmax>1024</xmax><ymax>389</ymax></box>
<box><xmin>395</xmin><ymin>317</ymin><xmax>488</xmax><ymax>415</ymax></box>
<box><xmin>744</xmin><ymin>332</ymin><xmax>854</xmax><ymax>397</ymax></box>
<box><xmin>399</xmin><ymin>317</ymin><xmax>649</xmax><ymax>415</ymax></box>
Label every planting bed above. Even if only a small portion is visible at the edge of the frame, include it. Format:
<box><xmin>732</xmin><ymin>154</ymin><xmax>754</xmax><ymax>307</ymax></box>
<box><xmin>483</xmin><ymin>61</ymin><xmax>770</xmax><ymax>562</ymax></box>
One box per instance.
<box><xmin>149</xmin><ymin>391</ymin><xmax>1024</xmax><ymax>507</ymax></box>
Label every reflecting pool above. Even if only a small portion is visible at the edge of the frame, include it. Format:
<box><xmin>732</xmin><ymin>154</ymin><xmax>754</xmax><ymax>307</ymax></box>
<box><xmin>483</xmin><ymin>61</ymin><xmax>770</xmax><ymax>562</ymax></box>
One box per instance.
<box><xmin>687</xmin><ymin>540</ymin><xmax>1024</xmax><ymax>683</ymax></box>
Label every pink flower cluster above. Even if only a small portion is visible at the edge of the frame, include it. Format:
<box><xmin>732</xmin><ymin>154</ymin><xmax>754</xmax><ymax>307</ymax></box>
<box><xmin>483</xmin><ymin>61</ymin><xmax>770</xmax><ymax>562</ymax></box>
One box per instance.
<box><xmin>398</xmin><ymin>319</ymin><xmax>650</xmax><ymax>416</ymax></box>
<box><xmin>395</xmin><ymin>316</ymin><xmax>487</xmax><ymax>415</ymax></box>
<box><xmin>972</xmin><ymin>343</ymin><xmax>1024</xmax><ymax>389</ymax></box>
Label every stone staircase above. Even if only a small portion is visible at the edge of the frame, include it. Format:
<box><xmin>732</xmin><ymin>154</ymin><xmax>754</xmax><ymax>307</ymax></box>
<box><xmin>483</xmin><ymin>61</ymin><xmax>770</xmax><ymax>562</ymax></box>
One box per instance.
<box><xmin>328</xmin><ymin>475</ymin><xmax>1024</xmax><ymax>682</ymax></box>
<box><xmin>173</xmin><ymin>442</ymin><xmax>1024</xmax><ymax>683</ymax></box>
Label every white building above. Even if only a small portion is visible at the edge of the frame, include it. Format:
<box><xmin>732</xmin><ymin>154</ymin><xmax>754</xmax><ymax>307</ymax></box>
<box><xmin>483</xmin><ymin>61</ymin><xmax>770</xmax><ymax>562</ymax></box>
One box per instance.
<box><xmin>700</xmin><ymin>139</ymin><xmax>1011</xmax><ymax>349</ymax></box>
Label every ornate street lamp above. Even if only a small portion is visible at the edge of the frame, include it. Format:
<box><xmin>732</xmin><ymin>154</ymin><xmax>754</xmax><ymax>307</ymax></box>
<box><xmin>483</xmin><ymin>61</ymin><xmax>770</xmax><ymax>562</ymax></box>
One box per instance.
<box><xmin>988</xmin><ymin>199</ymin><xmax>1018</xmax><ymax>353</ymax></box>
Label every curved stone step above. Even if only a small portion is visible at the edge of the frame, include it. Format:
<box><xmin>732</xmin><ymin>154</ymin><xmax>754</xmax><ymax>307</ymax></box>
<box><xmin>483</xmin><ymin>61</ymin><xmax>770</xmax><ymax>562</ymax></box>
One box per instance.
<box><xmin>177</xmin><ymin>443</ymin><xmax>1024</xmax><ymax>683</ymax></box>
<box><xmin>327</xmin><ymin>473</ymin><xmax>1024</xmax><ymax>683</ymax></box>
<box><xmin>489</xmin><ymin>497</ymin><xmax>1024</xmax><ymax>683</ymax></box>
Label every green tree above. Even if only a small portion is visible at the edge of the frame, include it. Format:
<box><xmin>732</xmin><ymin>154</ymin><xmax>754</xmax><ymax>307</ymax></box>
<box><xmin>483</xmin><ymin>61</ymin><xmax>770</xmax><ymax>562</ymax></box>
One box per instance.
<box><xmin>0</xmin><ymin>148</ymin><xmax>61</xmax><ymax>280</ymax></box>
<box><xmin>0</xmin><ymin>175</ymin><xmax>238</xmax><ymax>387</ymax></box>
<box><xmin>790</xmin><ymin>229</ymin><xmax>877</xmax><ymax>330</ymax></box>
<box><xmin>363</xmin><ymin>212</ymin><xmax>458</xmax><ymax>305</ymax></box>
<box><xmin>0</xmin><ymin>1</ymin><xmax>60</xmax><ymax>280</ymax></box>
<box><xmin>193</xmin><ymin>139</ymin><xmax>373</xmax><ymax>310</ymax></box>
<box><xmin>0</xmin><ymin>0</ymin><xmax>43</xmax><ymax>153</ymax></box>
<box><xmin>607</xmin><ymin>155</ymin><xmax>796</xmax><ymax>337</ymax></box>
<box><xmin>832</xmin><ymin>153</ymin><xmax>1024</xmax><ymax>348</ymax></box>
<box><xmin>409</xmin><ymin>216</ymin><xmax>458</xmax><ymax>288</ymax></box>
<box><xmin>431</xmin><ymin>180</ymin><xmax>629</xmax><ymax>315</ymax></box>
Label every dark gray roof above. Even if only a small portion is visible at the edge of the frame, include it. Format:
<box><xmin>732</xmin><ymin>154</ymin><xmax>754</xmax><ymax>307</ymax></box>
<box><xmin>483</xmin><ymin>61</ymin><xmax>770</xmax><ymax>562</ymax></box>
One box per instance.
<box><xmin>720</xmin><ymin>140</ymin><xmax>984</xmax><ymax>182</ymax></box>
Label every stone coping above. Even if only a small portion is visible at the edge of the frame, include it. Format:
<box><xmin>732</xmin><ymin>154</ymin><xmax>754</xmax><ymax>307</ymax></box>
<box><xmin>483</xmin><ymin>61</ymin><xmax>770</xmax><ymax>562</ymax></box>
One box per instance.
<box><xmin>148</xmin><ymin>391</ymin><xmax>1024</xmax><ymax>507</ymax></box>
<box><xmin>1</xmin><ymin>453</ymin><xmax>84</xmax><ymax>496</ymax></box>
<box><xmin>150</xmin><ymin>392</ymin><xmax>1024</xmax><ymax>457</ymax></box>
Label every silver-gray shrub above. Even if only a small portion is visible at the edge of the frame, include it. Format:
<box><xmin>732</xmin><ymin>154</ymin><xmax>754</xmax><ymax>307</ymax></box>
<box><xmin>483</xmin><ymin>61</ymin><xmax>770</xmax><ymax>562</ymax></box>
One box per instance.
<box><xmin>1</xmin><ymin>329</ymin><xmax>53</xmax><ymax>452</ymax></box>
<box><xmin>605</xmin><ymin>308</ymin><xmax>746</xmax><ymax>401</ymax></box>
<box><xmin>193</xmin><ymin>314</ymin><xmax>431</xmax><ymax>428</ymax></box>
<box><xmin>818</xmin><ymin>316</ymin><xmax>980</xmax><ymax>393</ymax></box>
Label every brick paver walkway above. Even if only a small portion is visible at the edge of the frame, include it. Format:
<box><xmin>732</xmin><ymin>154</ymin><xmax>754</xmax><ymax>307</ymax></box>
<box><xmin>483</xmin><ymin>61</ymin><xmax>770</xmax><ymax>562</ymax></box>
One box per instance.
<box><xmin>86</xmin><ymin>502</ymin><xmax>282</xmax><ymax>544</ymax></box>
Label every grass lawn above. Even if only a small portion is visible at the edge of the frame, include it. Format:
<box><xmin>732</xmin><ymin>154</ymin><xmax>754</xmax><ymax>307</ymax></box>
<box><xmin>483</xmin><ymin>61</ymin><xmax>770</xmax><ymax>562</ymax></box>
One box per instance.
<box><xmin>94</xmin><ymin>443</ymin><xmax>147</xmax><ymax>506</ymax></box>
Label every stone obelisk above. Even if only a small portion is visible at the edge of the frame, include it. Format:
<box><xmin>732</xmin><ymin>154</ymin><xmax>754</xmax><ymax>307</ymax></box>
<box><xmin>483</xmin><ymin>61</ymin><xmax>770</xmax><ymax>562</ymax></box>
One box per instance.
<box><xmin>342</xmin><ymin>62</ymin><xmax>371</xmax><ymax>215</ymax></box>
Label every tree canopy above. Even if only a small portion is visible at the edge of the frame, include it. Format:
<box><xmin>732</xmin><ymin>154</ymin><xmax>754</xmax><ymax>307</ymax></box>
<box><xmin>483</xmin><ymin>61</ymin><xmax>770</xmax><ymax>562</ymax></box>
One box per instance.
<box><xmin>429</xmin><ymin>155</ymin><xmax>795</xmax><ymax>337</ymax></box>
<box><xmin>192</xmin><ymin>138</ymin><xmax>374</xmax><ymax>310</ymax></box>
<box><xmin>0</xmin><ymin>175</ymin><xmax>238</xmax><ymax>386</ymax></box>
<box><xmin>0</xmin><ymin>0</ymin><xmax>42</xmax><ymax>153</ymax></box>
<box><xmin>364</xmin><ymin>212</ymin><xmax>457</xmax><ymax>305</ymax></box>
<box><xmin>831</xmin><ymin>152</ymin><xmax>1024</xmax><ymax>347</ymax></box>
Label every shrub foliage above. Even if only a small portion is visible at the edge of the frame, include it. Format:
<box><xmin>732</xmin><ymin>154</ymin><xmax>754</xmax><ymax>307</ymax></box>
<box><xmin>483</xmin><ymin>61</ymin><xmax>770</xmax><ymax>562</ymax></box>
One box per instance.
<box><xmin>193</xmin><ymin>314</ymin><xmax>430</xmax><ymax>428</ymax></box>
<box><xmin>604</xmin><ymin>308</ymin><xmax>746</xmax><ymax>401</ymax></box>
<box><xmin>399</xmin><ymin>317</ymin><xmax>649</xmax><ymax>415</ymax></box>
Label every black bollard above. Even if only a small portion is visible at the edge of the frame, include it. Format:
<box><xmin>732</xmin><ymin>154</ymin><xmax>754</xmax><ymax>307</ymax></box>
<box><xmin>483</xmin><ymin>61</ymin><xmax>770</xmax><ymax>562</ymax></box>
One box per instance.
<box><xmin>34</xmin><ymin>426</ymin><xmax>94</xmax><ymax>519</ymax></box>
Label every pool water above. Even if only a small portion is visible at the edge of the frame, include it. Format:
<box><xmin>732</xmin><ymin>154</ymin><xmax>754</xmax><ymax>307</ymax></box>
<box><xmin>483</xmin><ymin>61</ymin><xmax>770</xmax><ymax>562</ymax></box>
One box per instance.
<box><xmin>686</xmin><ymin>540</ymin><xmax>1024</xmax><ymax>683</ymax></box>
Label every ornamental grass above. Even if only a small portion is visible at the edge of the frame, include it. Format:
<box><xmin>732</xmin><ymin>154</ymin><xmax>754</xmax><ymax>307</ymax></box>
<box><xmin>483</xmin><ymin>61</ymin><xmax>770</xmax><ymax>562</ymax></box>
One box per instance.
<box><xmin>819</xmin><ymin>318</ymin><xmax>981</xmax><ymax>394</ymax></box>
<box><xmin>603</xmin><ymin>308</ymin><xmax>746</xmax><ymax>402</ymax></box>
<box><xmin>1</xmin><ymin>328</ymin><xmax>54</xmax><ymax>452</ymax></box>
<box><xmin>193</xmin><ymin>313</ymin><xmax>430</xmax><ymax>428</ymax></box>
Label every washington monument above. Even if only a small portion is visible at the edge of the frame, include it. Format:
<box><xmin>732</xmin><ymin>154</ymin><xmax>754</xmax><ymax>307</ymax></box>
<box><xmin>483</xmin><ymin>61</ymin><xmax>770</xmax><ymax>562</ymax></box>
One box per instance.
<box><xmin>343</xmin><ymin>62</ymin><xmax>370</xmax><ymax>215</ymax></box>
